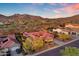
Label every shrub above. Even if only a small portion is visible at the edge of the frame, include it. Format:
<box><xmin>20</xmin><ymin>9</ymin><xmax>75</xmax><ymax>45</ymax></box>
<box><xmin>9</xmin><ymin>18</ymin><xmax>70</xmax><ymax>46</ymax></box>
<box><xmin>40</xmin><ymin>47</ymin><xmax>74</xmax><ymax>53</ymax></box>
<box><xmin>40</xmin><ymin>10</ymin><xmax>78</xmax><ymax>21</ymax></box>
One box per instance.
<box><xmin>58</xmin><ymin>33</ymin><xmax>71</xmax><ymax>41</ymax></box>
<box><xmin>60</xmin><ymin>47</ymin><xmax>79</xmax><ymax>56</ymax></box>
<box><xmin>32</xmin><ymin>37</ymin><xmax>44</xmax><ymax>50</ymax></box>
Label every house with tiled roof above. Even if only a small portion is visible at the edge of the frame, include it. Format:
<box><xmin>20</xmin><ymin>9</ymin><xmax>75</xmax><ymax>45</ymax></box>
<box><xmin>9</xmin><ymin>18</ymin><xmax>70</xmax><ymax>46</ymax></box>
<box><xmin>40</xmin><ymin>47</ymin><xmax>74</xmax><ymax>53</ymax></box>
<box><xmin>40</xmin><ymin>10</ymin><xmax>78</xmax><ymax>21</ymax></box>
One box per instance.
<box><xmin>23</xmin><ymin>31</ymin><xmax>54</xmax><ymax>43</ymax></box>
<box><xmin>0</xmin><ymin>34</ymin><xmax>21</xmax><ymax>56</ymax></box>
<box><xmin>0</xmin><ymin>36</ymin><xmax>15</xmax><ymax>49</ymax></box>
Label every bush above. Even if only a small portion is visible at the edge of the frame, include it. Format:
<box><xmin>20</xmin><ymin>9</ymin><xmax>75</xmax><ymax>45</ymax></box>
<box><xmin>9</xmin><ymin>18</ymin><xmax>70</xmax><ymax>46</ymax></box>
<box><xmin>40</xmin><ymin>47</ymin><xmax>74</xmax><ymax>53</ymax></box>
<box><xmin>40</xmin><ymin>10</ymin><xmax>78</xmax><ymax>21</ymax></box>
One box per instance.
<box><xmin>60</xmin><ymin>47</ymin><xmax>79</xmax><ymax>56</ymax></box>
<box><xmin>22</xmin><ymin>37</ymin><xmax>32</xmax><ymax>50</ymax></box>
<box><xmin>58</xmin><ymin>33</ymin><xmax>71</xmax><ymax>41</ymax></box>
<box><xmin>32</xmin><ymin>37</ymin><xmax>44</xmax><ymax>50</ymax></box>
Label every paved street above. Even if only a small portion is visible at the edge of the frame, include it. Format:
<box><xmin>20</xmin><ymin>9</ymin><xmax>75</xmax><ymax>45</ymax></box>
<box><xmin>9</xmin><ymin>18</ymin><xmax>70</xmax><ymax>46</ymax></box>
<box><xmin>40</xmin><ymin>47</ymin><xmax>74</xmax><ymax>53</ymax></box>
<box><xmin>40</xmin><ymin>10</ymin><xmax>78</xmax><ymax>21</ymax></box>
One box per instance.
<box><xmin>37</xmin><ymin>36</ymin><xmax>79</xmax><ymax>56</ymax></box>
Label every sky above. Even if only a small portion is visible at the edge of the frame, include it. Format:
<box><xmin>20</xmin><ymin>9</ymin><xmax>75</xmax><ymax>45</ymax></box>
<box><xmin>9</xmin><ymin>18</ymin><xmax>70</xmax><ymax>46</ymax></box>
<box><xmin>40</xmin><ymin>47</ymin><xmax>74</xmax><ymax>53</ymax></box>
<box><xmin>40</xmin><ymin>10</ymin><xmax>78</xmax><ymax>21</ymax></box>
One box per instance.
<box><xmin>0</xmin><ymin>3</ymin><xmax>79</xmax><ymax>18</ymax></box>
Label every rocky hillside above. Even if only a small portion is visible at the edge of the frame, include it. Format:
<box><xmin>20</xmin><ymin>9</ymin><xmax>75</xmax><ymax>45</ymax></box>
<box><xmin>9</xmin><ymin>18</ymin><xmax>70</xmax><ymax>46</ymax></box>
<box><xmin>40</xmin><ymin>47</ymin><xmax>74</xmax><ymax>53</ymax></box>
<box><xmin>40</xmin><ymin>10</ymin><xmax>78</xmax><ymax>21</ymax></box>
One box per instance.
<box><xmin>0</xmin><ymin>14</ymin><xmax>79</xmax><ymax>35</ymax></box>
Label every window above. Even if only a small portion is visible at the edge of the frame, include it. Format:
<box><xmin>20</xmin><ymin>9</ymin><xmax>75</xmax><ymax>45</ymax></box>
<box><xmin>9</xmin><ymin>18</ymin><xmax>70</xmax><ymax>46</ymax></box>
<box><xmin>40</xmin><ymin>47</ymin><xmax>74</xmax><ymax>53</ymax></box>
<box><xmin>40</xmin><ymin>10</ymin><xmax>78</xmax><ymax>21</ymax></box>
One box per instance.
<box><xmin>3</xmin><ymin>39</ymin><xmax>8</xmax><ymax>43</ymax></box>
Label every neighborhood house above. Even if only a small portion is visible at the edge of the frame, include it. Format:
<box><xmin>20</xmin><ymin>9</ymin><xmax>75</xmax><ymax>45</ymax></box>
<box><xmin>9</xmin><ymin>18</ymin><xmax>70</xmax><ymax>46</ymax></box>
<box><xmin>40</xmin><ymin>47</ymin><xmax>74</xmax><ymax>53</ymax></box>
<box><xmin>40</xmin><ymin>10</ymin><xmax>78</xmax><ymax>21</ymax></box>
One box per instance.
<box><xmin>65</xmin><ymin>24</ymin><xmax>79</xmax><ymax>29</ymax></box>
<box><xmin>0</xmin><ymin>35</ymin><xmax>21</xmax><ymax>56</ymax></box>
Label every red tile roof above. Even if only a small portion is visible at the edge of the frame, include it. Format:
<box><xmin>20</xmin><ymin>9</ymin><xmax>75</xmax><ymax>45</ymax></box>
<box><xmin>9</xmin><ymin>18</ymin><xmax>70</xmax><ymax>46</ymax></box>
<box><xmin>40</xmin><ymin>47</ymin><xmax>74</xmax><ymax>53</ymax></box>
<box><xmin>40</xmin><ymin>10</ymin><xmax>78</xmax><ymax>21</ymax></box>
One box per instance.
<box><xmin>23</xmin><ymin>31</ymin><xmax>54</xmax><ymax>40</ymax></box>
<box><xmin>0</xmin><ymin>35</ymin><xmax>16</xmax><ymax>49</ymax></box>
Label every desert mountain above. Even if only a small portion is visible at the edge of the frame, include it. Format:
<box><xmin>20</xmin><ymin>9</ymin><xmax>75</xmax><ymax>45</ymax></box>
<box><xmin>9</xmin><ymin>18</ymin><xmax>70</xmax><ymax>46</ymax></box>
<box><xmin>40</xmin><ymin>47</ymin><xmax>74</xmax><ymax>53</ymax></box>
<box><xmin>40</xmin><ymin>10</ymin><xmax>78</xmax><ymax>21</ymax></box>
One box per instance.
<box><xmin>0</xmin><ymin>14</ymin><xmax>79</xmax><ymax>23</ymax></box>
<box><xmin>0</xmin><ymin>14</ymin><xmax>79</xmax><ymax>35</ymax></box>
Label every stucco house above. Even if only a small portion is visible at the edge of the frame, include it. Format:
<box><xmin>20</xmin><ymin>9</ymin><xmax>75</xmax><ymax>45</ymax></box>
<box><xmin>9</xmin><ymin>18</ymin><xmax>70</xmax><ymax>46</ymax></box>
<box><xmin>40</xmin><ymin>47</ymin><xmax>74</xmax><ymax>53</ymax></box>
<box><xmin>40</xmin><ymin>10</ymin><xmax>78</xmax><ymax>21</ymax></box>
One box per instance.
<box><xmin>52</xmin><ymin>28</ymin><xmax>69</xmax><ymax>34</ymax></box>
<box><xmin>0</xmin><ymin>35</ymin><xmax>21</xmax><ymax>56</ymax></box>
<box><xmin>65</xmin><ymin>24</ymin><xmax>79</xmax><ymax>29</ymax></box>
<box><xmin>23</xmin><ymin>31</ymin><xmax>54</xmax><ymax>42</ymax></box>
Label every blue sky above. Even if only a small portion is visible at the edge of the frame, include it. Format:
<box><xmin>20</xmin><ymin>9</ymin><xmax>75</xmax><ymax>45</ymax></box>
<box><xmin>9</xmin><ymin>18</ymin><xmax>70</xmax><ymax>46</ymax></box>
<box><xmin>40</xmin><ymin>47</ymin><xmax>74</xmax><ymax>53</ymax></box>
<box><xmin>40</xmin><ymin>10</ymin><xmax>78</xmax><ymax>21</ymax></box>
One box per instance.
<box><xmin>0</xmin><ymin>3</ymin><xmax>78</xmax><ymax>18</ymax></box>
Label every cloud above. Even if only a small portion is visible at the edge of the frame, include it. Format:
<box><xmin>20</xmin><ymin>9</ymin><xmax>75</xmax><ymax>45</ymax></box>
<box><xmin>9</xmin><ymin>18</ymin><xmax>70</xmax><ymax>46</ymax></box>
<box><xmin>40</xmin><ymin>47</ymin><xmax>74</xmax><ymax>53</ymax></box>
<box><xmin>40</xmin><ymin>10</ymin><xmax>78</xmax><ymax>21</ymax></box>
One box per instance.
<box><xmin>53</xmin><ymin>14</ymin><xmax>63</xmax><ymax>18</ymax></box>
<box><xmin>20</xmin><ymin>3</ymin><xmax>79</xmax><ymax>18</ymax></box>
<box><xmin>30</xmin><ymin>3</ymin><xmax>79</xmax><ymax>18</ymax></box>
<box><xmin>52</xmin><ymin>3</ymin><xmax>79</xmax><ymax>18</ymax></box>
<box><xmin>55</xmin><ymin>3</ymin><xmax>79</xmax><ymax>14</ymax></box>
<box><xmin>48</xmin><ymin>3</ymin><xmax>73</xmax><ymax>6</ymax></box>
